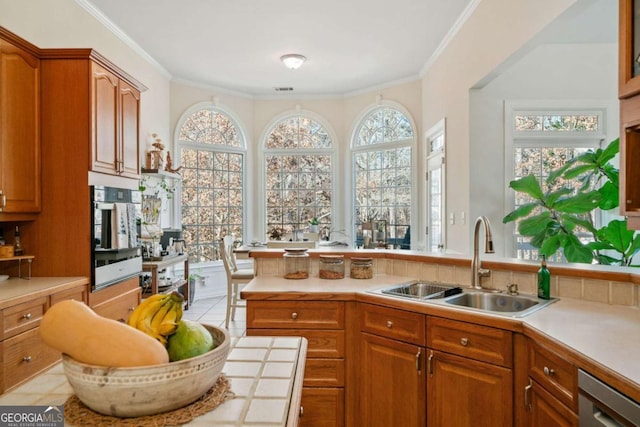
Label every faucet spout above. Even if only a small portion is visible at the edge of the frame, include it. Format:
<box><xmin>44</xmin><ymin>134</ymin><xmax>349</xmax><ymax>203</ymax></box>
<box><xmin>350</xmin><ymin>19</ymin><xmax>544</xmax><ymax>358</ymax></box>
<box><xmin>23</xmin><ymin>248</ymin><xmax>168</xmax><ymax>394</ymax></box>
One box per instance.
<box><xmin>471</xmin><ymin>216</ymin><xmax>495</xmax><ymax>290</ymax></box>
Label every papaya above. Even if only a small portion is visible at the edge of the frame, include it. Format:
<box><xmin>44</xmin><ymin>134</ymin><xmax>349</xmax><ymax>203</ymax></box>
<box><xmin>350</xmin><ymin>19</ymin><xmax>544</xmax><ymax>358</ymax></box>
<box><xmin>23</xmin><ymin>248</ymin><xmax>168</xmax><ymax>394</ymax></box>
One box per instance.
<box><xmin>166</xmin><ymin>320</ymin><xmax>214</xmax><ymax>362</ymax></box>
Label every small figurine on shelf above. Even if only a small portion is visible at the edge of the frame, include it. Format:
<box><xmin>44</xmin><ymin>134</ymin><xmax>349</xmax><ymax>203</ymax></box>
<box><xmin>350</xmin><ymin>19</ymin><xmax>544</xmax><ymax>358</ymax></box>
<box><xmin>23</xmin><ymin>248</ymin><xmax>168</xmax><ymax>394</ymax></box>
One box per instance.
<box><xmin>164</xmin><ymin>151</ymin><xmax>182</xmax><ymax>174</ymax></box>
<box><xmin>145</xmin><ymin>133</ymin><xmax>165</xmax><ymax>170</ymax></box>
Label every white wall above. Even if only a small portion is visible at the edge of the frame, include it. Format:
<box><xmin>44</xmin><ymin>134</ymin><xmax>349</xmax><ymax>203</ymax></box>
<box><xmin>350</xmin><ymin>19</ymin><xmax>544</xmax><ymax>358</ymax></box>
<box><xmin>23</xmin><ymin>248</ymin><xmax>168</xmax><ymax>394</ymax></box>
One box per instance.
<box><xmin>421</xmin><ymin>0</ymin><xmax>578</xmax><ymax>255</ymax></box>
<box><xmin>469</xmin><ymin>42</ymin><xmax>618</xmax><ymax>257</ymax></box>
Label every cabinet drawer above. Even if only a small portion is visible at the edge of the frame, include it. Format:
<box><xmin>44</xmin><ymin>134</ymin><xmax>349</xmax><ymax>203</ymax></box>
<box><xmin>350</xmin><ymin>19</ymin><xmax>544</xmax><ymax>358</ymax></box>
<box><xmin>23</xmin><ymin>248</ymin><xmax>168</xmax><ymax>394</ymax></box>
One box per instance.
<box><xmin>427</xmin><ymin>316</ymin><xmax>512</xmax><ymax>368</ymax></box>
<box><xmin>92</xmin><ymin>287</ymin><xmax>140</xmax><ymax>322</ymax></box>
<box><xmin>360</xmin><ymin>303</ymin><xmax>425</xmax><ymax>346</ymax></box>
<box><xmin>50</xmin><ymin>285</ymin><xmax>88</xmax><ymax>306</ymax></box>
<box><xmin>0</xmin><ymin>297</ymin><xmax>48</xmax><ymax>340</ymax></box>
<box><xmin>247</xmin><ymin>301</ymin><xmax>344</xmax><ymax>329</ymax></box>
<box><xmin>529</xmin><ymin>340</ymin><xmax>577</xmax><ymax>411</ymax></box>
<box><xmin>1</xmin><ymin>327</ymin><xmax>59</xmax><ymax>393</ymax></box>
<box><xmin>304</xmin><ymin>358</ymin><xmax>345</xmax><ymax>387</ymax></box>
<box><xmin>248</xmin><ymin>329</ymin><xmax>344</xmax><ymax>358</ymax></box>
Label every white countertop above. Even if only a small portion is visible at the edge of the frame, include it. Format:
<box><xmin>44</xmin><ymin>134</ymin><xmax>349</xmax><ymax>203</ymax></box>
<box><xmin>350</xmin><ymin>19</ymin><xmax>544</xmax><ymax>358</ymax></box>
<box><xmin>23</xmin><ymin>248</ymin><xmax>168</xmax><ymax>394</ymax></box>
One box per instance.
<box><xmin>0</xmin><ymin>336</ymin><xmax>307</xmax><ymax>426</ymax></box>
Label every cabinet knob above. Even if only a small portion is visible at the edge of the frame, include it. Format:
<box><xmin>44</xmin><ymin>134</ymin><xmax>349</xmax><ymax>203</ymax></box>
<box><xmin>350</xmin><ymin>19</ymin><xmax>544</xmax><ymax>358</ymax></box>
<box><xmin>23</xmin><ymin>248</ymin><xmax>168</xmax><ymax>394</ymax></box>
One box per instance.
<box><xmin>299</xmin><ymin>406</ymin><xmax>304</xmax><ymax>417</ymax></box>
<box><xmin>543</xmin><ymin>366</ymin><xmax>555</xmax><ymax>376</ymax></box>
<box><xmin>129</xmin><ymin>306</ymin><xmax>135</xmax><ymax>312</ymax></box>
<box><xmin>23</xmin><ymin>356</ymin><xmax>32</xmax><ymax>363</ymax></box>
<box><xmin>291</xmin><ymin>312</ymin><xmax>298</xmax><ymax>319</ymax></box>
<box><xmin>22</xmin><ymin>313</ymin><xmax>32</xmax><ymax>320</ymax></box>
<box><xmin>386</xmin><ymin>320</ymin><xmax>393</xmax><ymax>328</ymax></box>
<box><xmin>460</xmin><ymin>337</ymin><xmax>469</xmax><ymax>346</ymax></box>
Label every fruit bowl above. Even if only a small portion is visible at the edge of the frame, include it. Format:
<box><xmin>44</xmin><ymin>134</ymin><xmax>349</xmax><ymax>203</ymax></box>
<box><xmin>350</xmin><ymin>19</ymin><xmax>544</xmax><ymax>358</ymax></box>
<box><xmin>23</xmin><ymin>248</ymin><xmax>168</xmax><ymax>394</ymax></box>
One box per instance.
<box><xmin>62</xmin><ymin>324</ymin><xmax>230</xmax><ymax>418</ymax></box>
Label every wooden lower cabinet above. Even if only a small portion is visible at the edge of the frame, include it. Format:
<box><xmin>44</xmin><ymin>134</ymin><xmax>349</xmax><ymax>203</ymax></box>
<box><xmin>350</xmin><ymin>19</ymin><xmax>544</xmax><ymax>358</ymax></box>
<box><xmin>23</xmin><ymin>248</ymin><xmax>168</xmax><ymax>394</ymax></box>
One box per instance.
<box><xmin>246</xmin><ymin>300</ymin><xmax>346</xmax><ymax>427</ymax></box>
<box><xmin>301</xmin><ymin>387</ymin><xmax>344</xmax><ymax>427</ymax></box>
<box><xmin>427</xmin><ymin>349</ymin><xmax>513</xmax><ymax>426</ymax></box>
<box><xmin>360</xmin><ymin>332</ymin><xmax>425</xmax><ymax>427</ymax></box>
<box><xmin>526</xmin><ymin>379</ymin><xmax>579</xmax><ymax>427</ymax></box>
<box><xmin>89</xmin><ymin>277</ymin><xmax>140</xmax><ymax>322</ymax></box>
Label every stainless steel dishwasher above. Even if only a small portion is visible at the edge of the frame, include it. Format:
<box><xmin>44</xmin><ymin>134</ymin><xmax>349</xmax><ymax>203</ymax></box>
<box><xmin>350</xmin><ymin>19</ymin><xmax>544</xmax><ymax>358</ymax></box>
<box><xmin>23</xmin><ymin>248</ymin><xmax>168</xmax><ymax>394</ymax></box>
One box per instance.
<box><xmin>578</xmin><ymin>369</ymin><xmax>640</xmax><ymax>426</ymax></box>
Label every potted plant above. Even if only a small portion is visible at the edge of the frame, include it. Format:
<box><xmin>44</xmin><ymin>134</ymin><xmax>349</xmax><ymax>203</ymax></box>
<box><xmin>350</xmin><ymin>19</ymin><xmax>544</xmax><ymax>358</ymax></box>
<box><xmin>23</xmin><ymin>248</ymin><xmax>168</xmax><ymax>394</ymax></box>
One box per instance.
<box><xmin>308</xmin><ymin>218</ymin><xmax>319</xmax><ymax>233</ymax></box>
<box><xmin>503</xmin><ymin>138</ymin><xmax>640</xmax><ymax>266</ymax></box>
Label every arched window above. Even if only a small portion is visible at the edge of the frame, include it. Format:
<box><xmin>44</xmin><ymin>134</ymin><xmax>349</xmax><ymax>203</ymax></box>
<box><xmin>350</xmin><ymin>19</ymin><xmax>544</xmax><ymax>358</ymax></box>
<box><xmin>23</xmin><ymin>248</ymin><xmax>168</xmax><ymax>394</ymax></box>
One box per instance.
<box><xmin>177</xmin><ymin>104</ymin><xmax>246</xmax><ymax>263</ymax></box>
<box><xmin>263</xmin><ymin>114</ymin><xmax>334</xmax><ymax>238</ymax></box>
<box><xmin>352</xmin><ymin>105</ymin><xmax>415</xmax><ymax>249</ymax></box>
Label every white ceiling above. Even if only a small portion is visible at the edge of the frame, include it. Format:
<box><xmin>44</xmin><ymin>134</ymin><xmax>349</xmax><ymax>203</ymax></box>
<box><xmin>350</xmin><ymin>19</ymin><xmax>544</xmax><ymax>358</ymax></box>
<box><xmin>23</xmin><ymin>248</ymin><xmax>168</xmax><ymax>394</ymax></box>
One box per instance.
<box><xmin>82</xmin><ymin>0</ymin><xmax>474</xmax><ymax>96</ymax></box>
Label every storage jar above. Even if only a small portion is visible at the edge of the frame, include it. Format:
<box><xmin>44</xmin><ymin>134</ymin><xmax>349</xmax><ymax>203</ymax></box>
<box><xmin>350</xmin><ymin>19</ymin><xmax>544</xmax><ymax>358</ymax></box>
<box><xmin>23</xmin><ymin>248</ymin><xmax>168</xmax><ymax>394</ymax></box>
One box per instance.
<box><xmin>319</xmin><ymin>255</ymin><xmax>345</xmax><ymax>279</ymax></box>
<box><xmin>350</xmin><ymin>257</ymin><xmax>373</xmax><ymax>279</ymax></box>
<box><xmin>284</xmin><ymin>248</ymin><xmax>310</xmax><ymax>279</ymax></box>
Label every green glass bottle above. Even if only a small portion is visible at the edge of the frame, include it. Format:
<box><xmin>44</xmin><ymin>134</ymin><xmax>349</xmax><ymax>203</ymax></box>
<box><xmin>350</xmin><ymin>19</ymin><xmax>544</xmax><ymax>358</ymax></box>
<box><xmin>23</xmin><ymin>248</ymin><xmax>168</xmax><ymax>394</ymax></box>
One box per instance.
<box><xmin>537</xmin><ymin>255</ymin><xmax>550</xmax><ymax>300</ymax></box>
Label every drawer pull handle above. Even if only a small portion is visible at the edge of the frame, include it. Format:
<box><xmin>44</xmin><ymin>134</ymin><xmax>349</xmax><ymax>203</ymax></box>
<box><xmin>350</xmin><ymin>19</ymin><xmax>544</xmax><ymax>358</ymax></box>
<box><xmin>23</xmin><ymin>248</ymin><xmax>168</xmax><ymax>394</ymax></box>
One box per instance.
<box><xmin>460</xmin><ymin>337</ymin><xmax>469</xmax><ymax>346</ymax></box>
<box><xmin>386</xmin><ymin>320</ymin><xmax>393</xmax><ymax>328</ymax></box>
<box><xmin>23</xmin><ymin>356</ymin><xmax>32</xmax><ymax>363</ymax></box>
<box><xmin>22</xmin><ymin>313</ymin><xmax>32</xmax><ymax>320</ymax></box>
<box><xmin>291</xmin><ymin>312</ymin><xmax>298</xmax><ymax>319</ymax></box>
<box><xmin>300</xmin><ymin>406</ymin><xmax>304</xmax><ymax>417</ymax></box>
<box><xmin>427</xmin><ymin>350</ymin><xmax>434</xmax><ymax>377</ymax></box>
<box><xmin>543</xmin><ymin>366</ymin><xmax>555</xmax><ymax>376</ymax></box>
<box><xmin>524</xmin><ymin>379</ymin><xmax>532</xmax><ymax>412</ymax></box>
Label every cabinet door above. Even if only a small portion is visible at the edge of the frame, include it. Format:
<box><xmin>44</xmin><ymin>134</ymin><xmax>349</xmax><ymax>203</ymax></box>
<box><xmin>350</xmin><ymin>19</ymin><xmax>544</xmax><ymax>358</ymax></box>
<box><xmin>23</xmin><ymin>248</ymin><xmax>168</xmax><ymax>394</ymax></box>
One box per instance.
<box><xmin>0</xmin><ymin>39</ymin><xmax>41</xmax><ymax>213</ymax></box>
<box><xmin>119</xmin><ymin>79</ymin><xmax>140</xmax><ymax>178</ymax></box>
<box><xmin>619</xmin><ymin>0</ymin><xmax>640</xmax><ymax>98</ymax></box>
<box><xmin>427</xmin><ymin>349</ymin><xmax>512</xmax><ymax>427</ymax></box>
<box><xmin>527</xmin><ymin>379</ymin><xmax>579</xmax><ymax>427</ymax></box>
<box><xmin>300</xmin><ymin>387</ymin><xmax>344</xmax><ymax>427</ymax></box>
<box><xmin>91</xmin><ymin>62</ymin><xmax>119</xmax><ymax>175</ymax></box>
<box><xmin>360</xmin><ymin>332</ymin><xmax>425</xmax><ymax>427</ymax></box>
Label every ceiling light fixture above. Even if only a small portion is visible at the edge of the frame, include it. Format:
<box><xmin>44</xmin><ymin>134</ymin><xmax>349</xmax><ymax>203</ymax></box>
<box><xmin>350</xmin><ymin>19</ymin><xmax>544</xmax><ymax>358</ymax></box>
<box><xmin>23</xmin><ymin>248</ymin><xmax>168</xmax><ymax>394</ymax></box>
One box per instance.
<box><xmin>280</xmin><ymin>54</ymin><xmax>306</xmax><ymax>70</ymax></box>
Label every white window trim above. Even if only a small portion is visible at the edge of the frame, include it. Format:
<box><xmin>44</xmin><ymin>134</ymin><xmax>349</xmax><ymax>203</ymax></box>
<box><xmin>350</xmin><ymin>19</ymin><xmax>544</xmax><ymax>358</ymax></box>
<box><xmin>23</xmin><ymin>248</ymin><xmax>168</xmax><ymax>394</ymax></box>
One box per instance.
<box><xmin>425</xmin><ymin>118</ymin><xmax>446</xmax><ymax>252</ymax></box>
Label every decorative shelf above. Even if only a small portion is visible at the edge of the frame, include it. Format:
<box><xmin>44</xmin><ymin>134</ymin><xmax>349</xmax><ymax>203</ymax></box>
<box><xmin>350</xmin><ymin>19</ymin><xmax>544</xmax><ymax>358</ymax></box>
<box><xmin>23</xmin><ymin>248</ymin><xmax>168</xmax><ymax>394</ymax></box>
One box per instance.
<box><xmin>0</xmin><ymin>255</ymin><xmax>34</xmax><ymax>279</ymax></box>
<box><xmin>141</xmin><ymin>168</ymin><xmax>181</xmax><ymax>179</ymax></box>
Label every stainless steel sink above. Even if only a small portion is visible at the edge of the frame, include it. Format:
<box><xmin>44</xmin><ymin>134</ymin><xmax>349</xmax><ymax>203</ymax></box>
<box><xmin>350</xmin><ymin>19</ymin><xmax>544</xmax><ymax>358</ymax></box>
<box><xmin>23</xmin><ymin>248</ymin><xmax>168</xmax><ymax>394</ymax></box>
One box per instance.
<box><xmin>380</xmin><ymin>281</ymin><xmax>463</xmax><ymax>300</ymax></box>
<box><xmin>444</xmin><ymin>292</ymin><xmax>557</xmax><ymax>317</ymax></box>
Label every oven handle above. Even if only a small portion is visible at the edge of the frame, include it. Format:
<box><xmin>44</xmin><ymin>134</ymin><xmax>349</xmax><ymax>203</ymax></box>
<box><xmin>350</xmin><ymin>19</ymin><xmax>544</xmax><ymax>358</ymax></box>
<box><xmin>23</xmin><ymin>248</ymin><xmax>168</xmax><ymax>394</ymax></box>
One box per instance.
<box><xmin>592</xmin><ymin>411</ymin><xmax>621</xmax><ymax>427</ymax></box>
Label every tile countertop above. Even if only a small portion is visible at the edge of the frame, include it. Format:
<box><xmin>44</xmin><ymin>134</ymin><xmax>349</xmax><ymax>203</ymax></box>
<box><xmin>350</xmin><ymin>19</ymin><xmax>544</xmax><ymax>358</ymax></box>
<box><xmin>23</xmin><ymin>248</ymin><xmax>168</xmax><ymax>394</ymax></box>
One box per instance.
<box><xmin>0</xmin><ymin>336</ymin><xmax>308</xmax><ymax>427</ymax></box>
<box><xmin>242</xmin><ymin>274</ymin><xmax>640</xmax><ymax>396</ymax></box>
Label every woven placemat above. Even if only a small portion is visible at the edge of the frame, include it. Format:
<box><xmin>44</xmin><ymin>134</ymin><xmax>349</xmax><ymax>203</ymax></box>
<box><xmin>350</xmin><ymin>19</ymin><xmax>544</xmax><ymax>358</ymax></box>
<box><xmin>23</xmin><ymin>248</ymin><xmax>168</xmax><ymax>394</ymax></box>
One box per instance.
<box><xmin>64</xmin><ymin>374</ymin><xmax>234</xmax><ymax>427</ymax></box>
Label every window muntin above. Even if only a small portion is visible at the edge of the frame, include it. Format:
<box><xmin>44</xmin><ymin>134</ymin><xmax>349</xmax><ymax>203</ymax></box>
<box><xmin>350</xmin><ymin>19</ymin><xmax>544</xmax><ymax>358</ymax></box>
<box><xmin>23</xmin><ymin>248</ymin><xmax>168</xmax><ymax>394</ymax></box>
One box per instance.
<box><xmin>178</xmin><ymin>107</ymin><xmax>245</xmax><ymax>263</ymax></box>
<box><xmin>353</xmin><ymin>106</ymin><xmax>414</xmax><ymax>249</ymax></box>
<box><xmin>264</xmin><ymin>115</ymin><xmax>333</xmax><ymax>235</ymax></box>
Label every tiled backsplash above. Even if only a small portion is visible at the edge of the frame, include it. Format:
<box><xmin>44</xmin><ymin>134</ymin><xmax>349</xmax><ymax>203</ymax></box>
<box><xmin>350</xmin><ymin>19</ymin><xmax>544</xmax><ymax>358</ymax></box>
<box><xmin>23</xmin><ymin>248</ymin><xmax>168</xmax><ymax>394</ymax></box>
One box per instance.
<box><xmin>254</xmin><ymin>257</ymin><xmax>639</xmax><ymax>308</ymax></box>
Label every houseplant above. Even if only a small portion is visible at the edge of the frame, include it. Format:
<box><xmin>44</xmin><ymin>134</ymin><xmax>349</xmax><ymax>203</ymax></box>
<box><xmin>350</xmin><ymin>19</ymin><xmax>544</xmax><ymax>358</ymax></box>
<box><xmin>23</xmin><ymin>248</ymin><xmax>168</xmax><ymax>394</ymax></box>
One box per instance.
<box><xmin>503</xmin><ymin>138</ymin><xmax>640</xmax><ymax>266</ymax></box>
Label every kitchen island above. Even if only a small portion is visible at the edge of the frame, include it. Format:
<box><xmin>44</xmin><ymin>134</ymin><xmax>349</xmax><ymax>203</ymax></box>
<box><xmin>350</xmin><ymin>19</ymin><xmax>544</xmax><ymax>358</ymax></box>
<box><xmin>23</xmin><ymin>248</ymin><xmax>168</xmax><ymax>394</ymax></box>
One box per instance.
<box><xmin>0</xmin><ymin>335</ymin><xmax>307</xmax><ymax>426</ymax></box>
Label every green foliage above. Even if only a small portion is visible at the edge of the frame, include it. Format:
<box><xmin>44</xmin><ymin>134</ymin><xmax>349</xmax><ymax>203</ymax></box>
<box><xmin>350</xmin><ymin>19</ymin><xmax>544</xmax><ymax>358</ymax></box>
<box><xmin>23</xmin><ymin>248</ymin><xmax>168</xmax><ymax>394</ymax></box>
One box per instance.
<box><xmin>503</xmin><ymin>139</ymin><xmax>640</xmax><ymax>266</ymax></box>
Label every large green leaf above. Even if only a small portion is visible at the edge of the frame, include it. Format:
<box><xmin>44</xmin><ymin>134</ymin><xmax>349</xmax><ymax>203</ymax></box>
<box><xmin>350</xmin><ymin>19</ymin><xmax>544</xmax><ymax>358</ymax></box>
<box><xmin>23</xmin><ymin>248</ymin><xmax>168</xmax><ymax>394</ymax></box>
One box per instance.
<box><xmin>553</xmin><ymin>191</ymin><xmax>601</xmax><ymax>213</ymax></box>
<box><xmin>561</xmin><ymin>214</ymin><xmax>597</xmax><ymax>234</ymax></box>
<box><xmin>545</xmin><ymin>188</ymin><xmax>574</xmax><ymax>208</ymax></box>
<box><xmin>562</xmin><ymin>234</ymin><xmax>594</xmax><ymax>263</ymax></box>
<box><xmin>509</xmin><ymin>175</ymin><xmax>544</xmax><ymax>200</ymax></box>
<box><xmin>596</xmin><ymin>138</ymin><xmax>619</xmax><ymax>164</ymax></box>
<box><xmin>597</xmin><ymin>220</ymin><xmax>634</xmax><ymax>253</ymax></box>
<box><xmin>518</xmin><ymin>212</ymin><xmax>553</xmax><ymax>236</ymax></box>
<box><xmin>563</xmin><ymin>164</ymin><xmax>596</xmax><ymax>180</ymax></box>
<box><xmin>540</xmin><ymin>235</ymin><xmax>561</xmax><ymax>258</ymax></box>
<box><xmin>502</xmin><ymin>202</ymin><xmax>538</xmax><ymax>224</ymax></box>
<box><xmin>625</xmin><ymin>233</ymin><xmax>640</xmax><ymax>259</ymax></box>
<box><xmin>597</xmin><ymin>181</ymin><xmax>619</xmax><ymax>210</ymax></box>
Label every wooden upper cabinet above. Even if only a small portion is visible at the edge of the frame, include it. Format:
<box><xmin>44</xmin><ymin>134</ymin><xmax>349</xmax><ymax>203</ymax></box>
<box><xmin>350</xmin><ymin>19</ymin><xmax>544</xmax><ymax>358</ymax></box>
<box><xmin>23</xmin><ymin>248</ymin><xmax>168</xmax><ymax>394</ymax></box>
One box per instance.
<box><xmin>0</xmin><ymin>36</ymin><xmax>41</xmax><ymax>214</ymax></box>
<box><xmin>619</xmin><ymin>0</ymin><xmax>640</xmax><ymax>98</ymax></box>
<box><xmin>90</xmin><ymin>60</ymin><xmax>141</xmax><ymax>179</ymax></box>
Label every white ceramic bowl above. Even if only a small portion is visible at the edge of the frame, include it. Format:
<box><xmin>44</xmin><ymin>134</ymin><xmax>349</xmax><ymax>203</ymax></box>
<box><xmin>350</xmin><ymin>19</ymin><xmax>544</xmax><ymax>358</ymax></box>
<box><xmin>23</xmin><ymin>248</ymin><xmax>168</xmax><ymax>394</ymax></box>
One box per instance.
<box><xmin>0</xmin><ymin>275</ymin><xmax>8</xmax><ymax>282</ymax></box>
<box><xmin>62</xmin><ymin>324</ymin><xmax>230</xmax><ymax>418</ymax></box>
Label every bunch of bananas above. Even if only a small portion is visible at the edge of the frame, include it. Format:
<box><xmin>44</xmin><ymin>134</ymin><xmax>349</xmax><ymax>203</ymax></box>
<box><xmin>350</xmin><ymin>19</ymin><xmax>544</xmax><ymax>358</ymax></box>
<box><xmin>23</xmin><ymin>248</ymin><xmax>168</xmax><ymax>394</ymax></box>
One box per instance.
<box><xmin>127</xmin><ymin>291</ymin><xmax>184</xmax><ymax>345</ymax></box>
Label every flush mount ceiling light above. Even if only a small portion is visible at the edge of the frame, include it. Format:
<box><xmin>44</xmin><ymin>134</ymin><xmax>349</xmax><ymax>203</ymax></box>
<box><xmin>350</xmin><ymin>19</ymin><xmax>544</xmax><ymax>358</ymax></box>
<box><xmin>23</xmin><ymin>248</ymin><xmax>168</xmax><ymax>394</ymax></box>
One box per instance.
<box><xmin>280</xmin><ymin>54</ymin><xmax>307</xmax><ymax>70</ymax></box>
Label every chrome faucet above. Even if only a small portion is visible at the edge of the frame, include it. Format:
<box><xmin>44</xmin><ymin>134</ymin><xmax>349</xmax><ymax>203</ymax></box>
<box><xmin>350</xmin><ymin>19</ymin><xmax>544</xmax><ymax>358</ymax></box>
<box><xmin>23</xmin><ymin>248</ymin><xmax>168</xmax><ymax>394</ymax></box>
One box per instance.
<box><xmin>471</xmin><ymin>216</ymin><xmax>494</xmax><ymax>290</ymax></box>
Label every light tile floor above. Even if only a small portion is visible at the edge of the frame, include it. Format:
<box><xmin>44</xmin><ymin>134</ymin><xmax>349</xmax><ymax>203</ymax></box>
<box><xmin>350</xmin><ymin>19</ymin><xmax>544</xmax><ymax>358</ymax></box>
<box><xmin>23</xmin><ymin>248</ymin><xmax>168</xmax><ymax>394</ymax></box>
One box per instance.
<box><xmin>184</xmin><ymin>296</ymin><xmax>247</xmax><ymax>338</ymax></box>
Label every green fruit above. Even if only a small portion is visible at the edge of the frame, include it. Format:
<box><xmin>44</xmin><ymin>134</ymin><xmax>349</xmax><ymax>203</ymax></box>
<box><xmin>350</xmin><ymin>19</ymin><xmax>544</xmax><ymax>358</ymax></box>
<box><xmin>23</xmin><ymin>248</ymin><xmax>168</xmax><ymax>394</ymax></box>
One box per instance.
<box><xmin>166</xmin><ymin>320</ymin><xmax>215</xmax><ymax>362</ymax></box>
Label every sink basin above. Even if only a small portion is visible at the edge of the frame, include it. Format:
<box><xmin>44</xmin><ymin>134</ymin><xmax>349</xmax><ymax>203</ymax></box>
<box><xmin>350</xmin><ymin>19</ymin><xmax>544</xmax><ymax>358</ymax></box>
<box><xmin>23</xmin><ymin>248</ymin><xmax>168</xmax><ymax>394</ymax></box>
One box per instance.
<box><xmin>380</xmin><ymin>281</ymin><xmax>463</xmax><ymax>300</ymax></box>
<box><xmin>444</xmin><ymin>292</ymin><xmax>557</xmax><ymax>317</ymax></box>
